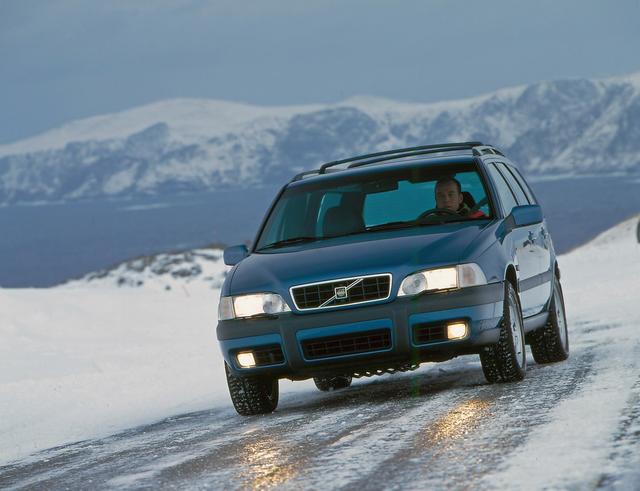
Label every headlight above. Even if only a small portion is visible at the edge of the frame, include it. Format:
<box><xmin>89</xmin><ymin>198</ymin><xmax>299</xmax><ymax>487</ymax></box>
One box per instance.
<box><xmin>398</xmin><ymin>264</ymin><xmax>487</xmax><ymax>297</ymax></box>
<box><xmin>218</xmin><ymin>293</ymin><xmax>291</xmax><ymax>320</ymax></box>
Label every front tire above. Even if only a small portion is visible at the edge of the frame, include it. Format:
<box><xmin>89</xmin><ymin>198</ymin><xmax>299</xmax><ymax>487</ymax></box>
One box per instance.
<box><xmin>530</xmin><ymin>276</ymin><xmax>569</xmax><ymax>364</ymax></box>
<box><xmin>225</xmin><ymin>363</ymin><xmax>279</xmax><ymax>416</ymax></box>
<box><xmin>313</xmin><ymin>375</ymin><xmax>352</xmax><ymax>391</ymax></box>
<box><xmin>480</xmin><ymin>282</ymin><xmax>527</xmax><ymax>383</ymax></box>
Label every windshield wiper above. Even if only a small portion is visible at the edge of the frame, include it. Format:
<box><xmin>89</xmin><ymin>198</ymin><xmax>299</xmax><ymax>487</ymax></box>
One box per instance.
<box><xmin>258</xmin><ymin>236</ymin><xmax>321</xmax><ymax>251</ymax></box>
<box><xmin>368</xmin><ymin>217</ymin><xmax>461</xmax><ymax>232</ymax></box>
<box><xmin>366</xmin><ymin>221</ymin><xmax>415</xmax><ymax>232</ymax></box>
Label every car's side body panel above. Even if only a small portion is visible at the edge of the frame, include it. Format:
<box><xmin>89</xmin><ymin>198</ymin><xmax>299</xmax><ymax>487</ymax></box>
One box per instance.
<box><xmin>481</xmin><ymin>158</ymin><xmax>553</xmax><ymax>317</ymax></box>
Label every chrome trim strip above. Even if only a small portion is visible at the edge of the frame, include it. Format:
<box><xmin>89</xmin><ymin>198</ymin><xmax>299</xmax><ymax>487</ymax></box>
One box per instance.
<box><xmin>290</xmin><ymin>273</ymin><xmax>392</xmax><ymax>311</ymax></box>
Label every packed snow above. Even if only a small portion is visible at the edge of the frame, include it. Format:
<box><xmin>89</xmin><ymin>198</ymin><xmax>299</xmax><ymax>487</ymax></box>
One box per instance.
<box><xmin>0</xmin><ymin>215</ymin><xmax>639</xmax><ymax>487</ymax></box>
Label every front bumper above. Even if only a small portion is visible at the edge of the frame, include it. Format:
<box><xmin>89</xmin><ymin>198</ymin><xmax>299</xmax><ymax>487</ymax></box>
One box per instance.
<box><xmin>217</xmin><ymin>282</ymin><xmax>504</xmax><ymax>378</ymax></box>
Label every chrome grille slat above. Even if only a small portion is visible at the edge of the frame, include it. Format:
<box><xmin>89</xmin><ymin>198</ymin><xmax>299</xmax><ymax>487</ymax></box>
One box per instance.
<box><xmin>290</xmin><ymin>273</ymin><xmax>392</xmax><ymax>311</ymax></box>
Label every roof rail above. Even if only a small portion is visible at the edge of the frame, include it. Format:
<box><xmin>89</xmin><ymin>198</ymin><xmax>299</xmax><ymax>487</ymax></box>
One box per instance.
<box><xmin>319</xmin><ymin>141</ymin><xmax>483</xmax><ymax>174</ymax></box>
<box><xmin>290</xmin><ymin>141</ymin><xmax>503</xmax><ymax>182</ymax></box>
<box><xmin>348</xmin><ymin>145</ymin><xmax>476</xmax><ymax>170</ymax></box>
<box><xmin>473</xmin><ymin>145</ymin><xmax>504</xmax><ymax>156</ymax></box>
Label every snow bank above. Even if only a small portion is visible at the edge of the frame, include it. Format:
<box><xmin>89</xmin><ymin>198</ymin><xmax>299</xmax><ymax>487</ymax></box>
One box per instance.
<box><xmin>62</xmin><ymin>247</ymin><xmax>228</xmax><ymax>291</ymax></box>
<box><xmin>0</xmin><ymin>287</ymin><xmax>226</xmax><ymax>464</ymax></box>
<box><xmin>560</xmin><ymin>214</ymin><xmax>640</xmax><ymax>324</ymax></box>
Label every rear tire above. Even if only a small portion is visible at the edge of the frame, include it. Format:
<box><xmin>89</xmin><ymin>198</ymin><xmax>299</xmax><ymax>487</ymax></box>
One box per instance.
<box><xmin>313</xmin><ymin>375</ymin><xmax>352</xmax><ymax>391</ymax></box>
<box><xmin>480</xmin><ymin>282</ymin><xmax>527</xmax><ymax>383</ymax></box>
<box><xmin>530</xmin><ymin>276</ymin><xmax>569</xmax><ymax>364</ymax></box>
<box><xmin>225</xmin><ymin>363</ymin><xmax>279</xmax><ymax>416</ymax></box>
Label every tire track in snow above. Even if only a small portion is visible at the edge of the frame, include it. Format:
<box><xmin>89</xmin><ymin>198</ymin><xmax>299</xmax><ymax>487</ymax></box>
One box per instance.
<box><xmin>477</xmin><ymin>324</ymin><xmax>639</xmax><ymax>490</ymax></box>
<box><xmin>148</xmin><ymin>363</ymin><xmax>482</xmax><ymax>490</ymax></box>
<box><xmin>0</xmin><ymin>408</ymin><xmax>240</xmax><ymax>490</ymax></box>
<box><xmin>597</xmin><ymin>366</ymin><xmax>640</xmax><ymax>488</ymax></box>
<box><xmin>0</xmin><ymin>360</ymin><xmax>478</xmax><ymax>489</ymax></box>
<box><xmin>345</xmin><ymin>345</ymin><xmax>596</xmax><ymax>490</ymax></box>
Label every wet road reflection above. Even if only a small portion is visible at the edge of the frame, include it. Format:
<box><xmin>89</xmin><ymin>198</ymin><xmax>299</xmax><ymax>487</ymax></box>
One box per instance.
<box><xmin>418</xmin><ymin>398</ymin><xmax>493</xmax><ymax>447</ymax></box>
<box><xmin>240</xmin><ymin>435</ymin><xmax>298</xmax><ymax>490</ymax></box>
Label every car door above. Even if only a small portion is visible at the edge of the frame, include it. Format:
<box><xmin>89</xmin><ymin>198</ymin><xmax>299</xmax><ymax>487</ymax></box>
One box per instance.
<box><xmin>486</xmin><ymin>163</ymin><xmax>541</xmax><ymax>317</ymax></box>
<box><xmin>506</xmin><ymin>165</ymin><xmax>553</xmax><ymax>307</ymax></box>
<box><xmin>495</xmin><ymin>163</ymin><xmax>551</xmax><ymax>316</ymax></box>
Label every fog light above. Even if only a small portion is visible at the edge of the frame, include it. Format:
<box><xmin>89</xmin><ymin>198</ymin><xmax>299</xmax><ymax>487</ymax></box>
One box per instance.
<box><xmin>237</xmin><ymin>351</ymin><xmax>256</xmax><ymax>368</ymax></box>
<box><xmin>447</xmin><ymin>322</ymin><xmax>468</xmax><ymax>340</ymax></box>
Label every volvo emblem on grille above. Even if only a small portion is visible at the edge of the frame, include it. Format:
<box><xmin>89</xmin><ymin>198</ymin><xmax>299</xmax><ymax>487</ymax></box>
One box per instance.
<box><xmin>291</xmin><ymin>274</ymin><xmax>391</xmax><ymax>311</ymax></box>
<box><xmin>335</xmin><ymin>286</ymin><xmax>348</xmax><ymax>299</ymax></box>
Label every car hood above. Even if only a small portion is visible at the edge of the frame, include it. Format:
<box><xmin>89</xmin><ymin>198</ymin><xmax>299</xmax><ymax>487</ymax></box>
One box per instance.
<box><xmin>227</xmin><ymin>224</ymin><xmax>488</xmax><ymax>296</ymax></box>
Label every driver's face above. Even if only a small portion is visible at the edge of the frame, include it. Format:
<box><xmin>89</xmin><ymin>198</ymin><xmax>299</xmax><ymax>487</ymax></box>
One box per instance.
<box><xmin>435</xmin><ymin>182</ymin><xmax>463</xmax><ymax>211</ymax></box>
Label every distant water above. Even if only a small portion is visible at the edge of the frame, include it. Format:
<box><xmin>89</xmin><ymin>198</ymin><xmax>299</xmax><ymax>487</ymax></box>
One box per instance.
<box><xmin>530</xmin><ymin>176</ymin><xmax>639</xmax><ymax>251</ymax></box>
<box><xmin>1</xmin><ymin>176</ymin><xmax>638</xmax><ymax>287</ymax></box>
<box><xmin>0</xmin><ymin>188</ymin><xmax>280</xmax><ymax>288</ymax></box>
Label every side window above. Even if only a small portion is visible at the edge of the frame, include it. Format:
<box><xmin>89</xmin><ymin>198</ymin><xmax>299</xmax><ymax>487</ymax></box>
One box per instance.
<box><xmin>507</xmin><ymin>167</ymin><xmax>537</xmax><ymax>204</ymax></box>
<box><xmin>496</xmin><ymin>162</ymin><xmax>529</xmax><ymax>205</ymax></box>
<box><xmin>487</xmin><ymin>164</ymin><xmax>518</xmax><ymax>215</ymax></box>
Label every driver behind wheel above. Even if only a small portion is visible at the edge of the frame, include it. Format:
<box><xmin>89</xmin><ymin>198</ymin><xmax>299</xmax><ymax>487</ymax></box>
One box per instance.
<box><xmin>435</xmin><ymin>176</ymin><xmax>487</xmax><ymax>218</ymax></box>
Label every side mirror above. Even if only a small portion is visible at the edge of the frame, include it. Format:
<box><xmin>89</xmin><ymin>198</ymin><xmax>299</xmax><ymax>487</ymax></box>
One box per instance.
<box><xmin>223</xmin><ymin>244</ymin><xmax>249</xmax><ymax>266</ymax></box>
<box><xmin>507</xmin><ymin>204</ymin><xmax>543</xmax><ymax>229</ymax></box>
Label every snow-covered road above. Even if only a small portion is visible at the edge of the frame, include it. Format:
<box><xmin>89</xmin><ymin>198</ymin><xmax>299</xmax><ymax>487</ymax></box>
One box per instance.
<box><xmin>2</xmin><ymin>317</ymin><xmax>639</xmax><ymax>490</ymax></box>
<box><xmin>1</xmin><ymin>217</ymin><xmax>639</xmax><ymax>490</ymax></box>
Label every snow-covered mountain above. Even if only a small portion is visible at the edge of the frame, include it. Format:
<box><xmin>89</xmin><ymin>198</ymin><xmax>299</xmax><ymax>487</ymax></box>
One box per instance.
<box><xmin>63</xmin><ymin>246</ymin><xmax>228</xmax><ymax>291</ymax></box>
<box><xmin>2</xmin><ymin>72</ymin><xmax>640</xmax><ymax>204</ymax></box>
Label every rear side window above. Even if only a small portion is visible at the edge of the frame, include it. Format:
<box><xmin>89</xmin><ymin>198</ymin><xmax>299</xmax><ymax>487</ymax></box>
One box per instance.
<box><xmin>496</xmin><ymin>163</ymin><xmax>529</xmax><ymax>205</ymax></box>
<box><xmin>507</xmin><ymin>167</ymin><xmax>537</xmax><ymax>204</ymax></box>
<box><xmin>487</xmin><ymin>164</ymin><xmax>518</xmax><ymax>215</ymax></box>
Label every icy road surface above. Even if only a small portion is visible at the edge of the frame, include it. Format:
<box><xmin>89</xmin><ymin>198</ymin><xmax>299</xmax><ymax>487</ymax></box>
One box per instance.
<box><xmin>0</xmin><ymin>218</ymin><xmax>639</xmax><ymax>490</ymax></box>
<box><xmin>1</xmin><ymin>319</ymin><xmax>640</xmax><ymax>490</ymax></box>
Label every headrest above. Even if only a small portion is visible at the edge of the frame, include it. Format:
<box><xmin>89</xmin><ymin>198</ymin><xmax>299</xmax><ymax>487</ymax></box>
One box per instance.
<box><xmin>462</xmin><ymin>191</ymin><xmax>476</xmax><ymax>208</ymax></box>
<box><xmin>323</xmin><ymin>206</ymin><xmax>365</xmax><ymax>237</ymax></box>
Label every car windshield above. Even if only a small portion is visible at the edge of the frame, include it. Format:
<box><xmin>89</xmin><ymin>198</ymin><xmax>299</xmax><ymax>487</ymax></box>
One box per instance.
<box><xmin>255</xmin><ymin>162</ymin><xmax>493</xmax><ymax>251</ymax></box>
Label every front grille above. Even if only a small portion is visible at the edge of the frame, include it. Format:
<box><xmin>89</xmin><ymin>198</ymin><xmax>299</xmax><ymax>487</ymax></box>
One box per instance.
<box><xmin>413</xmin><ymin>323</ymin><xmax>447</xmax><ymax>345</ymax></box>
<box><xmin>291</xmin><ymin>274</ymin><xmax>391</xmax><ymax>310</ymax></box>
<box><xmin>301</xmin><ymin>329</ymin><xmax>391</xmax><ymax>360</ymax></box>
<box><xmin>251</xmin><ymin>345</ymin><xmax>285</xmax><ymax>366</ymax></box>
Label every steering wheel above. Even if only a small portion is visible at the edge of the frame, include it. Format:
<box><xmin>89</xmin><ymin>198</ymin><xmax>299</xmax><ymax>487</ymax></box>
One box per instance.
<box><xmin>417</xmin><ymin>208</ymin><xmax>460</xmax><ymax>221</ymax></box>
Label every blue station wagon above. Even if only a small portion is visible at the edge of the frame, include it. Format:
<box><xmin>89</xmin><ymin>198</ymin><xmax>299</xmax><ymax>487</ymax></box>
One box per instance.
<box><xmin>217</xmin><ymin>142</ymin><xmax>569</xmax><ymax>415</ymax></box>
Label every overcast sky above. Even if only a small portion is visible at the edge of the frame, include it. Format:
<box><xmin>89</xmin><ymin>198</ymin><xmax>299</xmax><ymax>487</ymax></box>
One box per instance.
<box><xmin>1</xmin><ymin>0</ymin><xmax>639</xmax><ymax>144</ymax></box>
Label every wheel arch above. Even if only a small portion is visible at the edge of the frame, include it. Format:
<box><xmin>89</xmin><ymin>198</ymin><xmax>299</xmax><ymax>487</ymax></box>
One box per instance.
<box><xmin>504</xmin><ymin>264</ymin><xmax>518</xmax><ymax>291</ymax></box>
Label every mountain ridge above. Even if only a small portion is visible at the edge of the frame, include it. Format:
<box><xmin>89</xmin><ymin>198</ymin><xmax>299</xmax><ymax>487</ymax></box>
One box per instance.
<box><xmin>1</xmin><ymin>72</ymin><xmax>639</xmax><ymax>205</ymax></box>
